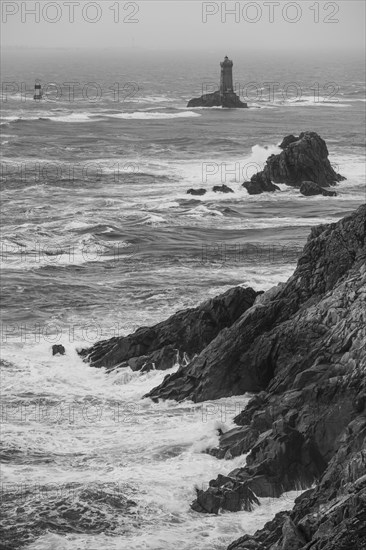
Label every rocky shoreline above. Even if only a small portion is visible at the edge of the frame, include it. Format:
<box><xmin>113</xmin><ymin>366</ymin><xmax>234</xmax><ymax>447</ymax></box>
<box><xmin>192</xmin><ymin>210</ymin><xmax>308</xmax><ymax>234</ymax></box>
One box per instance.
<box><xmin>80</xmin><ymin>175</ymin><xmax>365</xmax><ymax>548</ymax></box>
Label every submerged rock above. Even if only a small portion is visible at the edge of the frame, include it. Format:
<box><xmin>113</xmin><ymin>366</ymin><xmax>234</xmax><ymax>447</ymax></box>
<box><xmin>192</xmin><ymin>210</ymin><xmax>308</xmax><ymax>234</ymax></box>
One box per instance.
<box><xmin>243</xmin><ymin>132</ymin><xmax>345</xmax><ymax>194</ymax></box>
<box><xmin>79</xmin><ymin>286</ymin><xmax>259</xmax><ymax>371</ymax></box>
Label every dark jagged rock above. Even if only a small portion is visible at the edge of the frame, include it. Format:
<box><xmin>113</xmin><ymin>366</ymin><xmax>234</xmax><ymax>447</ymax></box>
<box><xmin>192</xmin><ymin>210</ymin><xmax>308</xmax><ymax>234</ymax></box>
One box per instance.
<box><xmin>79</xmin><ymin>286</ymin><xmax>258</xmax><ymax>371</ymax></box>
<box><xmin>279</xmin><ymin>134</ymin><xmax>299</xmax><ymax>149</ymax></box>
<box><xmin>227</xmin><ymin>511</ymin><xmax>290</xmax><ymax>550</ymax></box>
<box><xmin>192</xmin><ymin>477</ymin><xmax>260</xmax><ymax>514</ymax></box>
<box><xmin>52</xmin><ymin>344</ymin><xmax>65</xmax><ymax>356</ymax></box>
<box><xmin>227</xmin><ymin>417</ymin><xmax>366</xmax><ymax>550</ymax></box>
<box><xmin>187</xmin><ymin>188</ymin><xmax>206</xmax><ymax>196</ymax></box>
<box><xmin>300</xmin><ymin>180</ymin><xmax>337</xmax><ymax>197</ymax></box>
<box><xmin>187</xmin><ymin>90</ymin><xmax>248</xmax><ymax>109</ymax></box>
<box><xmin>212</xmin><ymin>184</ymin><xmax>234</xmax><ymax>193</ymax></box>
<box><xmin>209</xmin><ymin>425</ymin><xmax>259</xmax><ymax>459</ymax></box>
<box><xmin>244</xmin><ymin>132</ymin><xmax>345</xmax><ymax>194</ymax></box>
<box><xmin>125</xmin><ymin>345</ymin><xmax>178</xmax><ymax>372</ymax></box>
<box><xmin>175</xmin><ymin>207</ymin><xmax>365</xmax><ymax>546</ymax></box>
<box><xmin>146</xmin><ymin>205</ymin><xmax>365</xmax><ymax>403</ymax></box>
<box><xmin>243</xmin><ymin>174</ymin><xmax>280</xmax><ymax>195</ymax></box>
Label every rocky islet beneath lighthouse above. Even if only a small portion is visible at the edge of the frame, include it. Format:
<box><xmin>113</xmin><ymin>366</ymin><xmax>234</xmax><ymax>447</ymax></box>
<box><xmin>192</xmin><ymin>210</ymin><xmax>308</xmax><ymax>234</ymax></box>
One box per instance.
<box><xmin>187</xmin><ymin>56</ymin><xmax>248</xmax><ymax>108</ymax></box>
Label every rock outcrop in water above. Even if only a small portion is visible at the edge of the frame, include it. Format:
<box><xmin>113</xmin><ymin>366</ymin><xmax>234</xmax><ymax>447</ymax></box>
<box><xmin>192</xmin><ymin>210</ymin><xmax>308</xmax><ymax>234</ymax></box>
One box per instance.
<box><xmin>79</xmin><ymin>286</ymin><xmax>259</xmax><ymax>371</ymax></box>
<box><xmin>213</xmin><ymin>184</ymin><xmax>234</xmax><ymax>193</ymax></box>
<box><xmin>243</xmin><ymin>132</ymin><xmax>346</xmax><ymax>195</ymax></box>
<box><xmin>143</xmin><ymin>205</ymin><xmax>366</xmax><ymax>550</ymax></box>
<box><xmin>187</xmin><ymin>90</ymin><xmax>248</xmax><ymax>109</ymax></box>
<box><xmin>52</xmin><ymin>344</ymin><xmax>65</xmax><ymax>356</ymax></box>
<box><xmin>187</xmin><ymin>188</ymin><xmax>207</xmax><ymax>196</ymax></box>
<box><xmin>300</xmin><ymin>180</ymin><xmax>337</xmax><ymax>197</ymax></box>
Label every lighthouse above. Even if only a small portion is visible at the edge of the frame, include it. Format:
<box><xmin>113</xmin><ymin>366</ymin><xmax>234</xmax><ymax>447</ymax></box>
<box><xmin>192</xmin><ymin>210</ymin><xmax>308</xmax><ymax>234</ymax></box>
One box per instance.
<box><xmin>187</xmin><ymin>56</ymin><xmax>247</xmax><ymax>108</ymax></box>
<box><xmin>220</xmin><ymin>56</ymin><xmax>234</xmax><ymax>96</ymax></box>
<box><xmin>33</xmin><ymin>83</ymin><xmax>42</xmax><ymax>100</ymax></box>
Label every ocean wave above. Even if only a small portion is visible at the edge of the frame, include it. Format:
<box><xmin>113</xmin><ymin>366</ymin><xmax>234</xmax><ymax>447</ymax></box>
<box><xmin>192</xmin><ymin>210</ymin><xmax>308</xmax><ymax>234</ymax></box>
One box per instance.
<box><xmin>127</xmin><ymin>95</ymin><xmax>177</xmax><ymax>104</ymax></box>
<box><xmin>138</xmin><ymin>213</ymin><xmax>167</xmax><ymax>226</ymax></box>
<box><xmin>0</xmin><ymin>232</ymin><xmax>135</xmax><ymax>271</ymax></box>
<box><xmin>1</xmin><ymin>115</ymin><xmax>43</xmax><ymax>123</ymax></box>
<box><xmin>251</xmin><ymin>97</ymin><xmax>353</xmax><ymax>109</ymax></box>
<box><xmin>186</xmin><ymin>205</ymin><xmax>224</xmax><ymax>218</ymax></box>
<box><xmin>342</xmin><ymin>98</ymin><xmax>366</xmax><ymax>102</ymax></box>
<box><xmin>286</xmin><ymin>99</ymin><xmax>352</xmax><ymax>108</ymax></box>
<box><xmin>103</xmin><ymin>111</ymin><xmax>201</xmax><ymax>120</ymax></box>
<box><xmin>48</xmin><ymin>112</ymin><xmax>98</xmax><ymax>122</ymax></box>
<box><xmin>0</xmin><ymin>112</ymin><xmax>97</xmax><ymax>124</ymax></box>
<box><xmin>2</xmin><ymin>110</ymin><xmax>202</xmax><ymax>123</ymax></box>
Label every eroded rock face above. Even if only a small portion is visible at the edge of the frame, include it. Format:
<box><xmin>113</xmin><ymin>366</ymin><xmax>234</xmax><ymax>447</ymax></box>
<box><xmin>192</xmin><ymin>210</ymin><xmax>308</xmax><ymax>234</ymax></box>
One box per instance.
<box><xmin>146</xmin><ymin>205</ymin><xmax>365</xmax><ymax>403</ymax></box>
<box><xmin>243</xmin><ymin>132</ymin><xmax>345</xmax><ymax>194</ymax></box>
<box><xmin>187</xmin><ymin>91</ymin><xmax>248</xmax><ymax>108</ymax></box>
<box><xmin>79</xmin><ymin>286</ymin><xmax>258</xmax><ymax>371</ymax></box>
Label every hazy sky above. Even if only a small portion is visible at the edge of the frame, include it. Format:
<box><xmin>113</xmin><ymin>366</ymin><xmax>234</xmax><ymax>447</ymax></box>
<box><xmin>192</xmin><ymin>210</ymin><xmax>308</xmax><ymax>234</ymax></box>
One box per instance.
<box><xmin>1</xmin><ymin>0</ymin><xmax>365</xmax><ymax>52</ymax></box>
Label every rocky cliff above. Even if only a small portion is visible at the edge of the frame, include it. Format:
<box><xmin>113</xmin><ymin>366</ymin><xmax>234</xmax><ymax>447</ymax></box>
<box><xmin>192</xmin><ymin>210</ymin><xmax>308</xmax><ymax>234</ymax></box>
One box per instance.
<box><xmin>145</xmin><ymin>206</ymin><xmax>365</xmax><ymax>403</ymax></box>
<box><xmin>80</xmin><ymin>203</ymin><xmax>365</xmax><ymax>550</ymax></box>
<box><xmin>152</xmin><ymin>205</ymin><xmax>364</xmax><ymax>550</ymax></box>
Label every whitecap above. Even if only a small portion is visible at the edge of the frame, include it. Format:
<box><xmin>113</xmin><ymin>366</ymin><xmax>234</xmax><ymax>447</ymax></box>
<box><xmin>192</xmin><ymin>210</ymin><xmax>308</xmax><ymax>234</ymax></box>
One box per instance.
<box><xmin>103</xmin><ymin>111</ymin><xmax>201</xmax><ymax>120</ymax></box>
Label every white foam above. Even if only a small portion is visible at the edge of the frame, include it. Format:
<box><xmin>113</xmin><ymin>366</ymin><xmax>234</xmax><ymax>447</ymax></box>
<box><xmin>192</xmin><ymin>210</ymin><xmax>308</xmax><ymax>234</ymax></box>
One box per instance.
<box><xmin>141</xmin><ymin>213</ymin><xmax>167</xmax><ymax>225</ymax></box>
<box><xmin>104</xmin><ymin>111</ymin><xmax>201</xmax><ymax>120</ymax></box>
<box><xmin>285</xmin><ymin>96</ymin><xmax>351</xmax><ymax>108</ymax></box>
<box><xmin>2</xmin><ymin>338</ymin><xmax>304</xmax><ymax>549</ymax></box>
<box><xmin>186</xmin><ymin>205</ymin><xmax>224</xmax><ymax>218</ymax></box>
<box><xmin>0</xmin><ymin>112</ymin><xmax>94</xmax><ymax>123</ymax></box>
<box><xmin>129</xmin><ymin>95</ymin><xmax>177</xmax><ymax>104</ymax></box>
<box><xmin>171</xmin><ymin>144</ymin><xmax>281</xmax><ymax>191</ymax></box>
<box><xmin>49</xmin><ymin>112</ymin><xmax>94</xmax><ymax>122</ymax></box>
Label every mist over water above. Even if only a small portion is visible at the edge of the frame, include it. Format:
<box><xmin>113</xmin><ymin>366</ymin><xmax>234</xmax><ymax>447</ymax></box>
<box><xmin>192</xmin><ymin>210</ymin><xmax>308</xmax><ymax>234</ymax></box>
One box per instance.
<box><xmin>1</xmin><ymin>50</ymin><xmax>365</xmax><ymax>548</ymax></box>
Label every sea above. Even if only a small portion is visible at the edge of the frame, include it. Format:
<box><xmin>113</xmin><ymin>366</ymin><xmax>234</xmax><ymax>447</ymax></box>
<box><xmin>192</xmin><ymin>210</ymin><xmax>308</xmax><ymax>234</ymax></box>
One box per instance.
<box><xmin>1</xmin><ymin>49</ymin><xmax>365</xmax><ymax>549</ymax></box>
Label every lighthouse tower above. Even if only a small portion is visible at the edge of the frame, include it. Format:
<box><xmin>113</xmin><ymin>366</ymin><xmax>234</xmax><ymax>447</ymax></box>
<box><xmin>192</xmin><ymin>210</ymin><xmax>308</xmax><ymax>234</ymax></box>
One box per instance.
<box><xmin>187</xmin><ymin>56</ymin><xmax>247</xmax><ymax>108</ymax></box>
<box><xmin>220</xmin><ymin>56</ymin><xmax>234</xmax><ymax>97</ymax></box>
<box><xmin>33</xmin><ymin>83</ymin><xmax>42</xmax><ymax>100</ymax></box>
